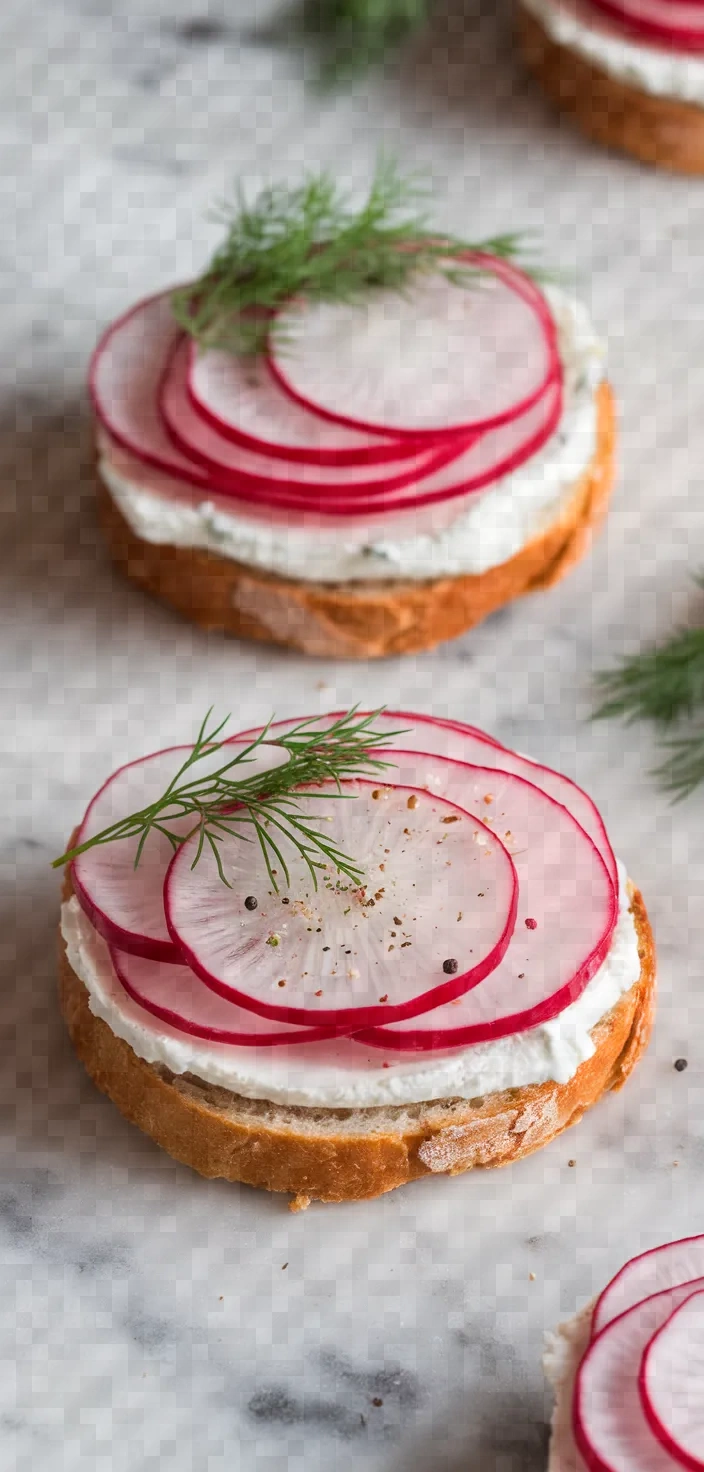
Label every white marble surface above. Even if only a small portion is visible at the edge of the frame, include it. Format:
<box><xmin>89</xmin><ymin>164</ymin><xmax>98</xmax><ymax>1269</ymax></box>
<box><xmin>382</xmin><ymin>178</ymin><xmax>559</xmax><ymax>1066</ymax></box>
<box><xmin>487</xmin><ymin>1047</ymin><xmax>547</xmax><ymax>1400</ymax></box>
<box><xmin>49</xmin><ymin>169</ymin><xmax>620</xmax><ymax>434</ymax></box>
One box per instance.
<box><xmin>2</xmin><ymin>1</ymin><xmax>704</xmax><ymax>1468</ymax></box>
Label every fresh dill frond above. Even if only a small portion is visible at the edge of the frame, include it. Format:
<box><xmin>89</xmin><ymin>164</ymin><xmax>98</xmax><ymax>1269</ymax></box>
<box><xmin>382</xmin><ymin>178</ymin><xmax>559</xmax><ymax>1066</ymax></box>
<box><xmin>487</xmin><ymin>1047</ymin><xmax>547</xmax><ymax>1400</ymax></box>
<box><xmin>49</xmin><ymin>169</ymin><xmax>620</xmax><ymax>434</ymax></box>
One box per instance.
<box><xmin>171</xmin><ymin>158</ymin><xmax>534</xmax><ymax>357</ymax></box>
<box><xmin>296</xmin><ymin>0</ymin><xmax>430</xmax><ymax>82</ymax></box>
<box><xmin>593</xmin><ymin>627</ymin><xmax>704</xmax><ymax>727</ymax></box>
<box><xmin>594</xmin><ymin>575</ymin><xmax>704</xmax><ymax>797</ymax></box>
<box><xmin>654</xmin><ymin>729</ymin><xmax>704</xmax><ymax>802</ymax></box>
<box><xmin>53</xmin><ymin>708</ymin><xmax>407</xmax><ymax>891</ymax></box>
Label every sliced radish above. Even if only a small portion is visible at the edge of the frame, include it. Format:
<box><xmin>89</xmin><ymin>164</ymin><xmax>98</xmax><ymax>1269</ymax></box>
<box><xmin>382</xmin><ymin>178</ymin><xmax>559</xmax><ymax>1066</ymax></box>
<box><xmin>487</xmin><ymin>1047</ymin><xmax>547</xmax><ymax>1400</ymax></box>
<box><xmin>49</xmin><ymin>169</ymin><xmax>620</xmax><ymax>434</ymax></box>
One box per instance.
<box><xmin>640</xmin><ymin>1292</ymin><xmax>704</xmax><ymax>1471</ymax></box>
<box><xmin>160</xmin><ymin>338</ymin><xmax>462</xmax><ymax>500</ymax></box>
<box><xmin>232</xmin><ymin>711</ymin><xmax>617</xmax><ymax>896</ymax></box>
<box><xmin>202</xmin><ymin>372</ymin><xmax>561</xmax><ymax>516</ymax></box>
<box><xmin>72</xmin><ymin>741</ymin><xmax>289</xmax><ymax>962</ymax></box>
<box><xmin>594</xmin><ymin>1237</ymin><xmax>704</xmax><ymax>1337</ymax></box>
<box><xmin>589</xmin><ymin>0</ymin><xmax>704</xmax><ymax>50</ymax></box>
<box><xmin>269</xmin><ymin>255</ymin><xmax>559</xmax><ymax>442</ymax></box>
<box><xmin>164</xmin><ymin>779</ymin><xmax>518</xmax><ymax>1028</ymax></box>
<box><xmin>351</xmin><ymin>752</ymin><xmax>616</xmax><ymax>1051</ymax></box>
<box><xmin>171</xmin><ymin>374</ymin><xmax>561</xmax><ymax>517</ymax></box>
<box><xmin>186</xmin><ymin>342</ymin><xmax>430</xmax><ymax>467</ymax></box>
<box><xmin>92</xmin><ymin>288</ymin><xmax>564</xmax><ymax>519</ymax></box>
<box><xmin>90</xmin><ymin>292</ymin><xmax>211</xmax><ymax>490</ymax></box>
<box><xmin>110</xmin><ymin>947</ymin><xmax>344</xmax><ymax>1045</ymax></box>
<box><xmin>574</xmin><ymin>1280</ymin><xmax>704</xmax><ymax>1472</ymax></box>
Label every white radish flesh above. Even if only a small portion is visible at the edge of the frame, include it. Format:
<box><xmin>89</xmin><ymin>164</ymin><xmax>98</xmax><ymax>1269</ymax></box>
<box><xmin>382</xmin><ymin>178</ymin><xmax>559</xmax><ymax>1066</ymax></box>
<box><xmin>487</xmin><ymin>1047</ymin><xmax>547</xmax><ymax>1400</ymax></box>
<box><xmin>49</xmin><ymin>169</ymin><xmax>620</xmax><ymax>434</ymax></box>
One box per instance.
<box><xmin>90</xmin><ymin>293</ymin><xmax>210</xmax><ymax>489</ymax></box>
<box><xmin>352</xmin><ymin>752</ymin><xmax>616</xmax><ymax>1050</ymax></box>
<box><xmin>72</xmin><ymin>741</ymin><xmax>290</xmax><ymax>961</ymax></box>
<box><xmin>163</xmin><ymin>780</ymin><xmax>518</xmax><ymax>1027</ymax></box>
<box><xmin>110</xmin><ymin>947</ymin><xmax>343</xmax><ymax>1045</ymax></box>
<box><xmin>640</xmin><ymin>1292</ymin><xmax>704</xmax><ymax>1471</ymax></box>
<box><xmin>160</xmin><ymin>339</ymin><xmax>456</xmax><ymax>498</ymax></box>
<box><xmin>269</xmin><ymin>258</ymin><xmax>558</xmax><ymax>439</ymax></box>
<box><xmin>187</xmin><ymin>342</ymin><xmax>427</xmax><ymax>466</ymax></box>
<box><xmin>574</xmin><ymin>1280</ymin><xmax>704</xmax><ymax>1472</ymax></box>
<box><xmin>594</xmin><ymin>1237</ymin><xmax>704</xmax><ymax>1336</ymax></box>
<box><xmin>232</xmin><ymin>711</ymin><xmax>617</xmax><ymax>896</ymax></box>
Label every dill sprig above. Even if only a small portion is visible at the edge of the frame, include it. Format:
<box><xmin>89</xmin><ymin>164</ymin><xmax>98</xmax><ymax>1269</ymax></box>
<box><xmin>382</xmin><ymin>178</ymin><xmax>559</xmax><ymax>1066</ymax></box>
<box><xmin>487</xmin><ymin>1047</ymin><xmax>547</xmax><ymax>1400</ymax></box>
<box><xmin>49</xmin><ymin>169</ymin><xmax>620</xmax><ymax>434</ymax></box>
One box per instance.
<box><xmin>171</xmin><ymin>158</ymin><xmax>532</xmax><ymax>357</ymax></box>
<box><xmin>53</xmin><ymin>708</ymin><xmax>406</xmax><ymax>891</ymax></box>
<box><xmin>594</xmin><ymin>576</ymin><xmax>704</xmax><ymax>799</ymax></box>
<box><xmin>290</xmin><ymin>0</ymin><xmax>430</xmax><ymax>82</ymax></box>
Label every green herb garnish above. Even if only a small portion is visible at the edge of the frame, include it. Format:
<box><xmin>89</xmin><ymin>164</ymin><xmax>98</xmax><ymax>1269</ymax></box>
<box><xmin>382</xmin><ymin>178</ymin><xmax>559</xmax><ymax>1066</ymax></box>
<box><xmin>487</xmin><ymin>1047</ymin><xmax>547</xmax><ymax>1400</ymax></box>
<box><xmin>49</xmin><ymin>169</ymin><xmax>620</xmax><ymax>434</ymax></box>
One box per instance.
<box><xmin>594</xmin><ymin>576</ymin><xmax>704</xmax><ymax>799</ymax></box>
<box><xmin>53</xmin><ymin>708</ymin><xmax>407</xmax><ymax>891</ymax></box>
<box><xmin>279</xmin><ymin>0</ymin><xmax>431</xmax><ymax>83</ymax></box>
<box><xmin>171</xmin><ymin>158</ymin><xmax>531</xmax><ymax>358</ymax></box>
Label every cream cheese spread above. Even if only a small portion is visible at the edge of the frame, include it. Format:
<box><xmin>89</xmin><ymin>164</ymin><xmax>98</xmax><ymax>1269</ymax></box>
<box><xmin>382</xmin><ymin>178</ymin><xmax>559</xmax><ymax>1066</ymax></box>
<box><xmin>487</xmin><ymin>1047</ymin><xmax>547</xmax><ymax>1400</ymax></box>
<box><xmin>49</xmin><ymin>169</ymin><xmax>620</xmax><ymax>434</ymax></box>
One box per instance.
<box><xmin>97</xmin><ymin>286</ymin><xmax>605</xmax><ymax>586</ymax></box>
<box><xmin>61</xmin><ymin>861</ymin><xmax>641</xmax><ymax>1110</ymax></box>
<box><xmin>522</xmin><ymin>0</ymin><xmax>704</xmax><ymax>104</ymax></box>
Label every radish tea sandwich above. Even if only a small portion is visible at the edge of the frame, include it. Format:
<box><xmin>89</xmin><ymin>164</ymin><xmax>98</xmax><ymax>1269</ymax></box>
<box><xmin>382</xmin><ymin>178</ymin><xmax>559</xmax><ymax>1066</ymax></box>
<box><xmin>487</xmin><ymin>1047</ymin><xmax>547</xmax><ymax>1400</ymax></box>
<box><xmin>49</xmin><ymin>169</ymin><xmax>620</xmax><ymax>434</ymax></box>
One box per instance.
<box><xmin>545</xmin><ymin>1234</ymin><xmax>704</xmax><ymax>1470</ymax></box>
<box><xmin>92</xmin><ymin>165</ymin><xmax>616</xmax><ymax>658</ymax></box>
<box><xmin>520</xmin><ymin>0</ymin><xmax>704</xmax><ymax>172</ymax></box>
<box><xmin>57</xmin><ymin>709</ymin><xmax>655</xmax><ymax>1206</ymax></box>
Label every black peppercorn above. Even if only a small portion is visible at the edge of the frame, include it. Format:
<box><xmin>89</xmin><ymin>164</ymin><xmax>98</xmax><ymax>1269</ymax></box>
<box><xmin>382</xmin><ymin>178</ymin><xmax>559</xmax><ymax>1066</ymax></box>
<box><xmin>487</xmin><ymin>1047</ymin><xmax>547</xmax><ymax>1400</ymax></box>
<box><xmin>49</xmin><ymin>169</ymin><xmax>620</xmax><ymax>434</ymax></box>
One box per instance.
<box><xmin>442</xmin><ymin>958</ymin><xmax>459</xmax><ymax>975</ymax></box>
<box><xmin>244</xmin><ymin>896</ymin><xmax>258</xmax><ymax>911</ymax></box>
<box><xmin>674</xmin><ymin>1058</ymin><xmax>688</xmax><ymax>1072</ymax></box>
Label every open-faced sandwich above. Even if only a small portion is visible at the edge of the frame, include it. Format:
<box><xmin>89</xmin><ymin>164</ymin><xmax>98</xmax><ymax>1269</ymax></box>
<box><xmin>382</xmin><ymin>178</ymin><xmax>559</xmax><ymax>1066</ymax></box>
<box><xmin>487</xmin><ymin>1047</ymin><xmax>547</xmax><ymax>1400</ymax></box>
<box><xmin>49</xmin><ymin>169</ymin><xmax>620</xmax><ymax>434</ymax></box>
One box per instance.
<box><xmin>57</xmin><ymin>708</ymin><xmax>655</xmax><ymax>1207</ymax></box>
<box><xmin>520</xmin><ymin>0</ymin><xmax>704</xmax><ymax>172</ymax></box>
<box><xmin>545</xmin><ymin>1234</ymin><xmax>704</xmax><ymax>1469</ymax></box>
<box><xmin>92</xmin><ymin>165</ymin><xmax>615</xmax><ymax>658</ymax></box>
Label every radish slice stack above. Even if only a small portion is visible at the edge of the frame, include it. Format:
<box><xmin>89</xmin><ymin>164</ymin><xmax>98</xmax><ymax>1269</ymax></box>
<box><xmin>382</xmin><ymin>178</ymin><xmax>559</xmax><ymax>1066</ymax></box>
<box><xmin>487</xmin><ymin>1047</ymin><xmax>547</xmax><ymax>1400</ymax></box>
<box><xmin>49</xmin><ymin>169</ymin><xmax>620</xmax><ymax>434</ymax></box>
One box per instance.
<box><xmin>90</xmin><ymin>252</ymin><xmax>564</xmax><ymax>520</ymax></box>
<box><xmin>589</xmin><ymin>0</ymin><xmax>704</xmax><ymax>52</ymax></box>
<box><xmin>69</xmin><ymin>711</ymin><xmax>622</xmax><ymax>1053</ymax></box>
<box><xmin>269</xmin><ymin>258</ymin><xmax>558</xmax><ymax>441</ymax></box>
<box><xmin>164</xmin><ymin>780</ymin><xmax>518</xmax><ymax>1027</ymax></box>
<box><xmin>110</xmin><ymin>948</ymin><xmax>344</xmax><ymax>1045</ymax></box>
<box><xmin>554</xmin><ymin>1235</ymin><xmax>704</xmax><ymax>1471</ymax></box>
<box><xmin>72</xmin><ymin>741</ymin><xmax>291</xmax><ymax>962</ymax></box>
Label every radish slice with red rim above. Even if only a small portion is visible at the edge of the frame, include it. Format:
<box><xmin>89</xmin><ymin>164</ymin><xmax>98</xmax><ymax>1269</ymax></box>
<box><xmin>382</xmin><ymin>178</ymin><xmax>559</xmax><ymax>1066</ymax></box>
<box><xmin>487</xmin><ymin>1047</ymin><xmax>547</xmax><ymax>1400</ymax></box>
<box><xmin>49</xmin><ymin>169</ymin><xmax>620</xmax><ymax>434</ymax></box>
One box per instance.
<box><xmin>352</xmin><ymin>752</ymin><xmax>616</xmax><ymax>1051</ymax></box>
<box><xmin>72</xmin><ymin>741</ymin><xmax>290</xmax><ymax>962</ymax></box>
<box><xmin>594</xmin><ymin>1237</ymin><xmax>704</xmax><ymax>1338</ymax></box>
<box><xmin>269</xmin><ymin>255</ymin><xmax>560</xmax><ymax>442</ymax></box>
<box><xmin>639</xmin><ymin>1292</ymin><xmax>704</xmax><ymax>1471</ymax></box>
<box><xmin>574</xmin><ymin>1280</ymin><xmax>704</xmax><ymax>1472</ymax></box>
<box><xmin>90</xmin><ymin>293</ymin><xmax>211</xmax><ymax>490</ymax></box>
<box><xmin>164</xmin><ymin>779</ymin><xmax>518</xmax><ymax>1027</ymax></box>
<box><xmin>232</xmin><ymin>711</ymin><xmax>617</xmax><ymax>896</ymax></box>
<box><xmin>91</xmin><ymin>291</ymin><xmax>563</xmax><ymax>519</ymax></box>
<box><xmin>186</xmin><ymin>342</ymin><xmax>431</xmax><ymax>467</ymax></box>
<box><xmin>110</xmin><ymin>947</ymin><xmax>346</xmax><ymax>1045</ymax></box>
<box><xmin>590</xmin><ymin>0</ymin><xmax>704</xmax><ymax>50</ymax></box>
<box><xmin>157</xmin><ymin>373</ymin><xmax>560</xmax><ymax>516</ymax></box>
<box><xmin>159</xmin><ymin>338</ymin><xmax>464</xmax><ymax>499</ymax></box>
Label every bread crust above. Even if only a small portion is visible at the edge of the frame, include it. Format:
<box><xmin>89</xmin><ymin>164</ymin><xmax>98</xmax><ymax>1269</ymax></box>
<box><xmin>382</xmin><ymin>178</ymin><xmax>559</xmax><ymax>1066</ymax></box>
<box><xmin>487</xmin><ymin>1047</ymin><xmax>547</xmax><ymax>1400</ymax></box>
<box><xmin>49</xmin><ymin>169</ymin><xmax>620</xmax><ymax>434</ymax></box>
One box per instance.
<box><xmin>58</xmin><ymin>884</ymin><xmax>655</xmax><ymax>1206</ymax></box>
<box><xmin>97</xmin><ymin>382</ymin><xmax>616</xmax><ymax>659</ymax></box>
<box><xmin>519</xmin><ymin>4</ymin><xmax>704</xmax><ymax>173</ymax></box>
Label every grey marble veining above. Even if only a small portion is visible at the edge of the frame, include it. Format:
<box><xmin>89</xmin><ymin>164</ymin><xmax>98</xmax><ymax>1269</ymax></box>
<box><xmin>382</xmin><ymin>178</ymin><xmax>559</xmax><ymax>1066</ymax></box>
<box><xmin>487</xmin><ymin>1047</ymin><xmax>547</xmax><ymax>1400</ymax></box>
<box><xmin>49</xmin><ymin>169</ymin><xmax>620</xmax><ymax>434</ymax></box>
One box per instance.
<box><xmin>2</xmin><ymin>1</ymin><xmax>704</xmax><ymax>1467</ymax></box>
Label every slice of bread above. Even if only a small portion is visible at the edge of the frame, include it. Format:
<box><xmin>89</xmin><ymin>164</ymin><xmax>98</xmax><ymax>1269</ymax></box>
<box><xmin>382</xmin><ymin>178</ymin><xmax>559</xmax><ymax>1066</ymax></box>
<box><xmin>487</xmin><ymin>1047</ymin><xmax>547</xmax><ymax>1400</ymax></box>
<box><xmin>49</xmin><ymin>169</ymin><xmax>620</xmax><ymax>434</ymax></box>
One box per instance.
<box><xmin>58</xmin><ymin>883</ymin><xmax>655</xmax><ymax>1208</ymax></box>
<box><xmin>97</xmin><ymin>382</ymin><xmax>615</xmax><ymax>659</ymax></box>
<box><xmin>519</xmin><ymin>5</ymin><xmax>704</xmax><ymax>174</ymax></box>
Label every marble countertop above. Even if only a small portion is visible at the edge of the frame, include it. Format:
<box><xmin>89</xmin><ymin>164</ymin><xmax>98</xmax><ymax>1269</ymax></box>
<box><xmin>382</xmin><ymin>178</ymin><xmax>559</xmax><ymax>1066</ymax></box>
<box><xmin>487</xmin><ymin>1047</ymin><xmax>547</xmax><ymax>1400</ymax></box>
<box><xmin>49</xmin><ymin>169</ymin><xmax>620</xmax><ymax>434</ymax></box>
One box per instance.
<box><xmin>3</xmin><ymin>1</ymin><xmax>704</xmax><ymax>1467</ymax></box>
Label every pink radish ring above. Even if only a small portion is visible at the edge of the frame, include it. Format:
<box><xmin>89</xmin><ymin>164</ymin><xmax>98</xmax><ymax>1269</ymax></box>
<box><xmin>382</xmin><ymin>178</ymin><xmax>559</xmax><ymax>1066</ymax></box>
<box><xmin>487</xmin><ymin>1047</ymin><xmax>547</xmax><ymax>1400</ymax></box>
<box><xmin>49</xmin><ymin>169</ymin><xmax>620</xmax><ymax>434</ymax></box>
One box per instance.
<box><xmin>163</xmin><ymin>778</ymin><xmax>518</xmax><ymax>1028</ymax></box>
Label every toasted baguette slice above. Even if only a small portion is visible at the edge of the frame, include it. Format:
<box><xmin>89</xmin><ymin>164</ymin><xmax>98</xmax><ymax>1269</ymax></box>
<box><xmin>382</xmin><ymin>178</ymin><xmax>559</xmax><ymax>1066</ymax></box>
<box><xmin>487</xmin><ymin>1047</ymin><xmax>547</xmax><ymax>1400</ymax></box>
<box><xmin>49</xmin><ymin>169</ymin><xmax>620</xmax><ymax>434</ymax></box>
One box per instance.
<box><xmin>97</xmin><ymin>382</ymin><xmax>615</xmax><ymax>659</ymax></box>
<box><xmin>58</xmin><ymin>884</ymin><xmax>655</xmax><ymax>1208</ymax></box>
<box><xmin>519</xmin><ymin>5</ymin><xmax>704</xmax><ymax>174</ymax></box>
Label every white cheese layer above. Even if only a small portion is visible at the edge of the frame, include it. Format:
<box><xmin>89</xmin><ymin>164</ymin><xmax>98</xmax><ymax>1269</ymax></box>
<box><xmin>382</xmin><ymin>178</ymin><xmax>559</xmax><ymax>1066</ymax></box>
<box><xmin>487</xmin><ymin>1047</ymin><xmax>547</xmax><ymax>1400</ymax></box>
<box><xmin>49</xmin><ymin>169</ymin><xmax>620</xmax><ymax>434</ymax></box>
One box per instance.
<box><xmin>97</xmin><ymin>286</ymin><xmax>605</xmax><ymax>586</ymax></box>
<box><xmin>522</xmin><ymin>0</ymin><xmax>704</xmax><ymax>104</ymax></box>
<box><xmin>543</xmin><ymin>1301</ymin><xmax>593</xmax><ymax>1472</ymax></box>
<box><xmin>61</xmin><ymin>863</ymin><xmax>641</xmax><ymax>1109</ymax></box>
